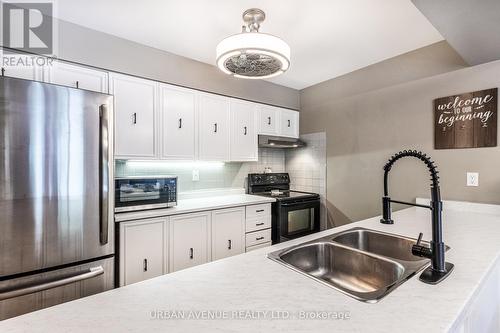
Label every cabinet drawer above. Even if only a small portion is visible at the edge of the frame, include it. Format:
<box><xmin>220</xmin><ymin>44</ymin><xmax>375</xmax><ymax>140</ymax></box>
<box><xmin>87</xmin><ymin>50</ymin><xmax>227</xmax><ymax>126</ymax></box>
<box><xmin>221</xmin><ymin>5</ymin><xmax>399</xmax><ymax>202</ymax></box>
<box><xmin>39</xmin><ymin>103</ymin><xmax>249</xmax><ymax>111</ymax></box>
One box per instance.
<box><xmin>246</xmin><ymin>241</ymin><xmax>272</xmax><ymax>252</ymax></box>
<box><xmin>246</xmin><ymin>204</ymin><xmax>271</xmax><ymax>219</ymax></box>
<box><xmin>245</xmin><ymin>216</ymin><xmax>271</xmax><ymax>233</ymax></box>
<box><xmin>245</xmin><ymin>229</ymin><xmax>272</xmax><ymax>247</ymax></box>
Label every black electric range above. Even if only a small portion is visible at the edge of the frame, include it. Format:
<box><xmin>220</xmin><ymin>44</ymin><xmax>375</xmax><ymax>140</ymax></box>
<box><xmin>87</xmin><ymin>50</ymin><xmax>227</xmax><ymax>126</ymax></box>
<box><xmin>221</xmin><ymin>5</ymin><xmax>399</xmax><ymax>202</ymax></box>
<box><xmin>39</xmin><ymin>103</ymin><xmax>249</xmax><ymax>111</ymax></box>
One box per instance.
<box><xmin>248</xmin><ymin>173</ymin><xmax>320</xmax><ymax>244</ymax></box>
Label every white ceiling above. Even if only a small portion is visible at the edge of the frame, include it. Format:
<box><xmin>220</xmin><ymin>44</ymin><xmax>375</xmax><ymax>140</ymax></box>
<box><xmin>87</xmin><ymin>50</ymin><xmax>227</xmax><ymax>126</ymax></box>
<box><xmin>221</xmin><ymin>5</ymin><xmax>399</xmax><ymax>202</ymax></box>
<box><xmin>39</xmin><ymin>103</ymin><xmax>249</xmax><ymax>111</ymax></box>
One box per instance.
<box><xmin>54</xmin><ymin>0</ymin><xmax>443</xmax><ymax>90</ymax></box>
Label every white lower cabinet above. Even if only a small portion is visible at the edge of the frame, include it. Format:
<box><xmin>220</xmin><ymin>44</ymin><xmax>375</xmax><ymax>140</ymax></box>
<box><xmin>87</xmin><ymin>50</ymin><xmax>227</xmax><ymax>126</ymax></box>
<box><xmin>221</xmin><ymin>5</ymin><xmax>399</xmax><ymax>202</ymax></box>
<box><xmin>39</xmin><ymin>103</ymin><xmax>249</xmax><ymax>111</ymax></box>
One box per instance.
<box><xmin>118</xmin><ymin>203</ymin><xmax>272</xmax><ymax>286</ymax></box>
<box><xmin>211</xmin><ymin>207</ymin><xmax>245</xmax><ymax>260</ymax></box>
<box><xmin>169</xmin><ymin>212</ymin><xmax>211</xmax><ymax>272</ymax></box>
<box><xmin>119</xmin><ymin>217</ymin><xmax>167</xmax><ymax>286</ymax></box>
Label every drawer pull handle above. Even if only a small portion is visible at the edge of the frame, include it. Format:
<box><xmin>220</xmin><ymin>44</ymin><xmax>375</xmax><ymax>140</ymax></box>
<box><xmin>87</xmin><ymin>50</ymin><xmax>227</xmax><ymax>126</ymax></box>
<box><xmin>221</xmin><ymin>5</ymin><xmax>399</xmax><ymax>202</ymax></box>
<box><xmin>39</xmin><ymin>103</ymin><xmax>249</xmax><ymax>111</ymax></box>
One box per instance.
<box><xmin>256</xmin><ymin>222</ymin><xmax>265</xmax><ymax>226</ymax></box>
<box><xmin>256</xmin><ymin>209</ymin><xmax>265</xmax><ymax>213</ymax></box>
<box><xmin>256</xmin><ymin>236</ymin><xmax>265</xmax><ymax>241</ymax></box>
<box><xmin>189</xmin><ymin>247</ymin><xmax>194</xmax><ymax>259</ymax></box>
<box><xmin>143</xmin><ymin>259</ymin><xmax>148</xmax><ymax>272</ymax></box>
<box><xmin>228</xmin><ymin>239</ymin><xmax>232</xmax><ymax>250</ymax></box>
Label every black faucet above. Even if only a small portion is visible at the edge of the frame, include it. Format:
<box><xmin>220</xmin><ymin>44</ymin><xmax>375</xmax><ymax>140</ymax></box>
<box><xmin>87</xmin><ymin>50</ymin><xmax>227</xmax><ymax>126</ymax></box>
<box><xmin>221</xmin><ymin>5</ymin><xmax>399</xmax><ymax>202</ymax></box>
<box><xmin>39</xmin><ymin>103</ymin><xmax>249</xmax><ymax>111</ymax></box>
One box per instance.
<box><xmin>380</xmin><ymin>150</ymin><xmax>453</xmax><ymax>284</ymax></box>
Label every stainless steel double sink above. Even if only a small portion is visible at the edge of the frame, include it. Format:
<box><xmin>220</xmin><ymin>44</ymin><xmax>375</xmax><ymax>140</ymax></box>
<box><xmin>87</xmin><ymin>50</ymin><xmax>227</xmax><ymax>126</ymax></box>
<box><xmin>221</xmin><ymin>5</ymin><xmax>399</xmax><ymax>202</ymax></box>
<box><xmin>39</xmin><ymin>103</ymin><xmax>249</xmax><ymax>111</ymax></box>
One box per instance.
<box><xmin>268</xmin><ymin>227</ymin><xmax>449</xmax><ymax>303</ymax></box>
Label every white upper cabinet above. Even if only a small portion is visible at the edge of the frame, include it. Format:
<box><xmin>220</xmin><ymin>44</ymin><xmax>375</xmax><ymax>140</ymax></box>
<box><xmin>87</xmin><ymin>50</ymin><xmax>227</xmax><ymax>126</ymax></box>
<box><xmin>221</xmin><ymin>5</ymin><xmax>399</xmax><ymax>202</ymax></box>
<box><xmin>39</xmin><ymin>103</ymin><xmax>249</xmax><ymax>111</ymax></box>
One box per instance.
<box><xmin>259</xmin><ymin>105</ymin><xmax>299</xmax><ymax>138</ymax></box>
<box><xmin>45</xmin><ymin>61</ymin><xmax>108</xmax><ymax>93</ymax></box>
<box><xmin>198</xmin><ymin>93</ymin><xmax>231</xmax><ymax>161</ymax></box>
<box><xmin>110</xmin><ymin>73</ymin><xmax>158</xmax><ymax>159</ymax></box>
<box><xmin>1</xmin><ymin>54</ymin><xmax>43</xmax><ymax>81</ymax></box>
<box><xmin>230</xmin><ymin>99</ymin><xmax>258</xmax><ymax>161</ymax></box>
<box><xmin>160</xmin><ymin>84</ymin><xmax>197</xmax><ymax>160</ymax></box>
<box><xmin>280</xmin><ymin>109</ymin><xmax>299</xmax><ymax>138</ymax></box>
<box><xmin>259</xmin><ymin>105</ymin><xmax>280</xmax><ymax>136</ymax></box>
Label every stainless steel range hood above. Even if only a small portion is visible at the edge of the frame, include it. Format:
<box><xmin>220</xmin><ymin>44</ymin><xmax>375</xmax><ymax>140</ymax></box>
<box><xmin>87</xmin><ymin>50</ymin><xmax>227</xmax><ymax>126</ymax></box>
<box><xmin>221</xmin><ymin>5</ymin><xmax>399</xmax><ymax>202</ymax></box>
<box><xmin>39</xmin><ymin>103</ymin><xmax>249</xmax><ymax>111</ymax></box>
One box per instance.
<box><xmin>258</xmin><ymin>135</ymin><xmax>306</xmax><ymax>148</ymax></box>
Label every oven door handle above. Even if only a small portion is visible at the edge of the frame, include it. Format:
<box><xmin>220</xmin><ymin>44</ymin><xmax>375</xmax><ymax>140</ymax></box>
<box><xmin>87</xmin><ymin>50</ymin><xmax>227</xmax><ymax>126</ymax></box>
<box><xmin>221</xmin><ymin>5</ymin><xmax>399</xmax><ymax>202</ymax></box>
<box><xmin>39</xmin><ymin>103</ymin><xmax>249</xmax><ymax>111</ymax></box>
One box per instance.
<box><xmin>280</xmin><ymin>199</ymin><xmax>320</xmax><ymax>207</ymax></box>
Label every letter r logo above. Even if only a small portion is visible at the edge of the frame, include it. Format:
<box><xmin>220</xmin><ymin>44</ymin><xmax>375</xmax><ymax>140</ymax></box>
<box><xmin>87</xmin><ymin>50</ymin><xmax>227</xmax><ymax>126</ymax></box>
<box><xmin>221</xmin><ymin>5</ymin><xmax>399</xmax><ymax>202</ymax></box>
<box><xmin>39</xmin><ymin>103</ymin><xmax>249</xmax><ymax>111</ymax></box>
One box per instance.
<box><xmin>2</xmin><ymin>2</ymin><xmax>53</xmax><ymax>54</ymax></box>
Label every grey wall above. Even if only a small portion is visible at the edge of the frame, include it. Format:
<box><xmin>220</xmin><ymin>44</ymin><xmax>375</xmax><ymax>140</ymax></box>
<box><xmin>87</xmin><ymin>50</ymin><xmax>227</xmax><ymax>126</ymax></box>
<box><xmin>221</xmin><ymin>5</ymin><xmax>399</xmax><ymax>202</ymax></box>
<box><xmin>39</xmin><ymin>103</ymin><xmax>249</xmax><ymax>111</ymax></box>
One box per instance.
<box><xmin>54</xmin><ymin>19</ymin><xmax>299</xmax><ymax>109</ymax></box>
<box><xmin>300</xmin><ymin>42</ymin><xmax>500</xmax><ymax>226</ymax></box>
<box><xmin>412</xmin><ymin>0</ymin><xmax>500</xmax><ymax>66</ymax></box>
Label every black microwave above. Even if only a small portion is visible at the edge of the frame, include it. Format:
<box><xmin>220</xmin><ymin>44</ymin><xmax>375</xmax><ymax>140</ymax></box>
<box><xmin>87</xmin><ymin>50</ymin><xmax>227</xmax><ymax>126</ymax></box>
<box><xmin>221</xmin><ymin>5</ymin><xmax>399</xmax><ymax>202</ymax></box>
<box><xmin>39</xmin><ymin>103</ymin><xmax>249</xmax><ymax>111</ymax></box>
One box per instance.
<box><xmin>114</xmin><ymin>176</ymin><xmax>177</xmax><ymax>212</ymax></box>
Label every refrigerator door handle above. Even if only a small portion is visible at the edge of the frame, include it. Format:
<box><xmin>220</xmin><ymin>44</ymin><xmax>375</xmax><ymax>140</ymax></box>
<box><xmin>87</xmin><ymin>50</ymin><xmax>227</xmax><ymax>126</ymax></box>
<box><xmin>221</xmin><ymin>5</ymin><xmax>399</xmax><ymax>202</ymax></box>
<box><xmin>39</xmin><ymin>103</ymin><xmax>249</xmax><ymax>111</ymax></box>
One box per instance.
<box><xmin>0</xmin><ymin>266</ymin><xmax>104</xmax><ymax>301</ymax></box>
<box><xmin>99</xmin><ymin>104</ymin><xmax>110</xmax><ymax>245</ymax></box>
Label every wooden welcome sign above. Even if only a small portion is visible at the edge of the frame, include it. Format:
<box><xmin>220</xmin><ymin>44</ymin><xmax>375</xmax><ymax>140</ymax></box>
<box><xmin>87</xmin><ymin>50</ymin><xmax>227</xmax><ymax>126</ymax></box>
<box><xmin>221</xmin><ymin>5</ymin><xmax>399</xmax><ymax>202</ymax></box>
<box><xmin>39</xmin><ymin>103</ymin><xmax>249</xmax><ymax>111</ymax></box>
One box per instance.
<box><xmin>434</xmin><ymin>88</ymin><xmax>497</xmax><ymax>149</ymax></box>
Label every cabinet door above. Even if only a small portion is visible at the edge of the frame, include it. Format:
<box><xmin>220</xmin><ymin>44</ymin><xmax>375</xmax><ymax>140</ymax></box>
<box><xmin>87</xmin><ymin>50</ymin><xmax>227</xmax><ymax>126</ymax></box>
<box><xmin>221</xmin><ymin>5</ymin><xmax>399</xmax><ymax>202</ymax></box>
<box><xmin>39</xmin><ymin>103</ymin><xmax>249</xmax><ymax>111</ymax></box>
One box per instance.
<box><xmin>280</xmin><ymin>109</ymin><xmax>299</xmax><ymax>138</ymax></box>
<box><xmin>198</xmin><ymin>94</ymin><xmax>230</xmax><ymax>161</ymax></box>
<box><xmin>120</xmin><ymin>218</ymin><xmax>166</xmax><ymax>286</ymax></box>
<box><xmin>212</xmin><ymin>207</ymin><xmax>245</xmax><ymax>260</ymax></box>
<box><xmin>110</xmin><ymin>73</ymin><xmax>158</xmax><ymax>158</ymax></box>
<box><xmin>160</xmin><ymin>84</ymin><xmax>197</xmax><ymax>159</ymax></box>
<box><xmin>259</xmin><ymin>105</ymin><xmax>280</xmax><ymax>135</ymax></box>
<box><xmin>230</xmin><ymin>99</ymin><xmax>257</xmax><ymax>161</ymax></box>
<box><xmin>46</xmin><ymin>61</ymin><xmax>108</xmax><ymax>93</ymax></box>
<box><xmin>169</xmin><ymin>212</ymin><xmax>210</xmax><ymax>272</ymax></box>
<box><xmin>1</xmin><ymin>53</ymin><xmax>43</xmax><ymax>81</ymax></box>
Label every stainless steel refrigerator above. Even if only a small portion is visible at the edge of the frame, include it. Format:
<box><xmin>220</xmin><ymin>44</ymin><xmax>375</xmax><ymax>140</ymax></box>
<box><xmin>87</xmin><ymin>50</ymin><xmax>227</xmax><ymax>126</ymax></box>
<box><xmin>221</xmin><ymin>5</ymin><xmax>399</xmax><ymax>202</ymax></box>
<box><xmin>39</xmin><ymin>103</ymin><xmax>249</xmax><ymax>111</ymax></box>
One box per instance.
<box><xmin>0</xmin><ymin>76</ymin><xmax>115</xmax><ymax>320</ymax></box>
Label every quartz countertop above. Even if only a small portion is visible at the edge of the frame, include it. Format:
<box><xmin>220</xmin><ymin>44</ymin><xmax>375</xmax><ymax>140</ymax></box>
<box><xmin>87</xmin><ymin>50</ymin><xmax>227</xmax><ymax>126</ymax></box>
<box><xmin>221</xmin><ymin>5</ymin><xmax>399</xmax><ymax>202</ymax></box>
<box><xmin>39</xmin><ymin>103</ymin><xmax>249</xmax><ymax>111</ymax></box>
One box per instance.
<box><xmin>3</xmin><ymin>200</ymin><xmax>500</xmax><ymax>332</ymax></box>
<box><xmin>115</xmin><ymin>194</ymin><xmax>276</xmax><ymax>222</ymax></box>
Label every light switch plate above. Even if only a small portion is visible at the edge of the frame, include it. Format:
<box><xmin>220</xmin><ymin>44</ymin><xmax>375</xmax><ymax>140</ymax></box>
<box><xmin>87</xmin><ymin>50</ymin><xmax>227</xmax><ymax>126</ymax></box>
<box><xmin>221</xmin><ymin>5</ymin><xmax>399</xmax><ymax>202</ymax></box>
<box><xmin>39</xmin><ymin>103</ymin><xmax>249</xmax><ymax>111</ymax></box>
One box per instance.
<box><xmin>466</xmin><ymin>172</ymin><xmax>479</xmax><ymax>187</ymax></box>
<box><xmin>192</xmin><ymin>169</ymin><xmax>200</xmax><ymax>181</ymax></box>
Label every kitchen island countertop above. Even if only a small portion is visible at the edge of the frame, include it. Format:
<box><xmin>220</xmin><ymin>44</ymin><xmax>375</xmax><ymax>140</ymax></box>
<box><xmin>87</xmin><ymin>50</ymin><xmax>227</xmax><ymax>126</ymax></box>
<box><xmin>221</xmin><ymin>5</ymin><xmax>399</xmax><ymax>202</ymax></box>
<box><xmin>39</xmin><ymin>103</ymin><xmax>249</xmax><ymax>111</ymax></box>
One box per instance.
<box><xmin>3</xmin><ymin>199</ymin><xmax>500</xmax><ymax>332</ymax></box>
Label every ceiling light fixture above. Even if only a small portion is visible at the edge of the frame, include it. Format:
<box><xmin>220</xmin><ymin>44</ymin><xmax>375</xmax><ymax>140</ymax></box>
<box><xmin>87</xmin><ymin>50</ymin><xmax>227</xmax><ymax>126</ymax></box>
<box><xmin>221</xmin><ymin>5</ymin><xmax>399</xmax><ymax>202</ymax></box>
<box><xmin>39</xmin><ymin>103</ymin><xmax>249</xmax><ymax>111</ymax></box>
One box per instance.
<box><xmin>216</xmin><ymin>8</ymin><xmax>290</xmax><ymax>79</ymax></box>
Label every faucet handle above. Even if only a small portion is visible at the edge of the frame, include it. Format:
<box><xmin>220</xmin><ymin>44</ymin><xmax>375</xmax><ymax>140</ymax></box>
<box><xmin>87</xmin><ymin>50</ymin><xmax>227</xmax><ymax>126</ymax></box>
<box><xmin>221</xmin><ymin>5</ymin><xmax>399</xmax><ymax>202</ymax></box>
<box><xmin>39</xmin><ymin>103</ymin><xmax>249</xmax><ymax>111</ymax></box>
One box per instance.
<box><xmin>412</xmin><ymin>232</ymin><xmax>432</xmax><ymax>259</ymax></box>
<box><xmin>416</xmin><ymin>232</ymin><xmax>423</xmax><ymax>245</ymax></box>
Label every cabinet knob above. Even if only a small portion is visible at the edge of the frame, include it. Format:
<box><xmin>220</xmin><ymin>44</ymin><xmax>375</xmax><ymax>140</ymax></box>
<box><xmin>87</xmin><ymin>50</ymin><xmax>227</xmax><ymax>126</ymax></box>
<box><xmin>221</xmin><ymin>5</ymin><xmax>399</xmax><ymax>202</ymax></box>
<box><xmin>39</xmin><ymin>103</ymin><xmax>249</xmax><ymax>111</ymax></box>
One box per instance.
<box><xmin>143</xmin><ymin>258</ymin><xmax>148</xmax><ymax>272</ymax></box>
<box><xmin>189</xmin><ymin>247</ymin><xmax>194</xmax><ymax>259</ymax></box>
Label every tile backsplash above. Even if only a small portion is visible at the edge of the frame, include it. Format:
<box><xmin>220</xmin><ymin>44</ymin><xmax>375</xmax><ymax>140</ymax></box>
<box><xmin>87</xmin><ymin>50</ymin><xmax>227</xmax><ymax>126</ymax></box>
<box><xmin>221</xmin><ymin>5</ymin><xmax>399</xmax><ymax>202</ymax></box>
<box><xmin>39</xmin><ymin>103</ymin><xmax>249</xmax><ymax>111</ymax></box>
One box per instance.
<box><xmin>115</xmin><ymin>148</ymin><xmax>285</xmax><ymax>192</ymax></box>
<box><xmin>285</xmin><ymin>132</ymin><xmax>328</xmax><ymax>229</ymax></box>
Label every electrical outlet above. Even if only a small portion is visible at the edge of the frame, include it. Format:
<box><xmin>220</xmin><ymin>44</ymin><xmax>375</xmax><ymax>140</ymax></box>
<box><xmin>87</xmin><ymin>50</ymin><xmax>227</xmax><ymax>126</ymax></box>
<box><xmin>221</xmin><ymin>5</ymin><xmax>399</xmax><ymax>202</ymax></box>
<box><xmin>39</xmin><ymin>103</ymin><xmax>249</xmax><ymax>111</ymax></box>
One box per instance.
<box><xmin>192</xmin><ymin>169</ymin><xmax>200</xmax><ymax>181</ymax></box>
<box><xmin>466</xmin><ymin>172</ymin><xmax>479</xmax><ymax>187</ymax></box>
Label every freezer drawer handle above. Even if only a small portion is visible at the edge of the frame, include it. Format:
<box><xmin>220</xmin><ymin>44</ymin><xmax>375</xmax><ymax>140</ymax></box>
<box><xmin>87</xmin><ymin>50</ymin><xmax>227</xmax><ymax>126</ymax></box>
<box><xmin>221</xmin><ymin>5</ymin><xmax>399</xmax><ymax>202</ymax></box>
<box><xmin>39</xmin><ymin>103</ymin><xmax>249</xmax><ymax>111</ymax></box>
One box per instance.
<box><xmin>0</xmin><ymin>266</ymin><xmax>104</xmax><ymax>301</ymax></box>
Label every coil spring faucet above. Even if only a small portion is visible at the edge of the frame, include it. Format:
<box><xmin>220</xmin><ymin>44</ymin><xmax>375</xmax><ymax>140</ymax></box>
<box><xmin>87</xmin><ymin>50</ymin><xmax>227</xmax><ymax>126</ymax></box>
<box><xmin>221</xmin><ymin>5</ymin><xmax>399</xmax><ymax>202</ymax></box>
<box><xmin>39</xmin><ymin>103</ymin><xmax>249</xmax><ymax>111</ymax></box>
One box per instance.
<box><xmin>381</xmin><ymin>150</ymin><xmax>453</xmax><ymax>284</ymax></box>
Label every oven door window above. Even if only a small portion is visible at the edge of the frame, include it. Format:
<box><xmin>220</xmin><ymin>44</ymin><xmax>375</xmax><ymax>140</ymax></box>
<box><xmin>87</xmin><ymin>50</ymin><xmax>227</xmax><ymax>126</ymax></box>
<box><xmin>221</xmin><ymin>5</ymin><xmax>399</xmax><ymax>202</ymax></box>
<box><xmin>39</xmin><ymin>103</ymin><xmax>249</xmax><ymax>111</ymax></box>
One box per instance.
<box><xmin>280</xmin><ymin>200</ymin><xmax>320</xmax><ymax>240</ymax></box>
<box><xmin>288</xmin><ymin>208</ymin><xmax>314</xmax><ymax>233</ymax></box>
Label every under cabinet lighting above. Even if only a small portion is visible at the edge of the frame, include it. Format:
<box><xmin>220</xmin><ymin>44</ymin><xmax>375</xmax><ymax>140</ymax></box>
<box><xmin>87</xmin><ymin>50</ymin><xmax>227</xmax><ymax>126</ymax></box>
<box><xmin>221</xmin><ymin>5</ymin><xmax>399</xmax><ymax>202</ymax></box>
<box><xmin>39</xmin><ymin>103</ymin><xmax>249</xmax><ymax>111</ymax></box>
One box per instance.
<box><xmin>123</xmin><ymin>160</ymin><xmax>225</xmax><ymax>169</ymax></box>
